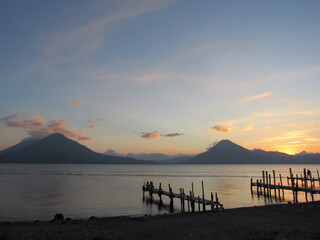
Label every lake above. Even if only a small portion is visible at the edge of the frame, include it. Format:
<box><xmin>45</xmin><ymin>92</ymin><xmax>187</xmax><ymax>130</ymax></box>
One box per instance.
<box><xmin>0</xmin><ymin>164</ymin><xmax>319</xmax><ymax>221</ymax></box>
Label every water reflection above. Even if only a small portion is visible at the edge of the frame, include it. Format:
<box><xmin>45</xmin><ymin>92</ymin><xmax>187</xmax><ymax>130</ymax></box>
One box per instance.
<box><xmin>1</xmin><ymin>164</ymin><xmax>320</xmax><ymax>221</ymax></box>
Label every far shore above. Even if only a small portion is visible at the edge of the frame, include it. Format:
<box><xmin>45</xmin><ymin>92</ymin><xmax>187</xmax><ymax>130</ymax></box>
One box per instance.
<box><xmin>1</xmin><ymin>201</ymin><xmax>320</xmax><ymax>240</ymax></box>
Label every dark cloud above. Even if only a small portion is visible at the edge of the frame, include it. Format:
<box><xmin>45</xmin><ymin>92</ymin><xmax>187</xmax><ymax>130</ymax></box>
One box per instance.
<box><xmin>162</xmin><ymin>133</ymin><xmax>183</xmax><ymax>137</ymax></box>
<box><xmin>140</xmin><ymin>131</ymin><xmax>161</xmax><ymax>140</ymax></box>
<box><xmin>0</xmin><ymin>114</ymin><xmax>90</xmax><ymax>141</ymax></box>
<box><xmin>140</xmin><ymin>131</ymin><xmax>183</xmax><ymax>140</ymax></box>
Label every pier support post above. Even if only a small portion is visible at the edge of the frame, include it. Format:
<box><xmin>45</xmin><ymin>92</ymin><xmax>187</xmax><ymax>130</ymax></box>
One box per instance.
<box><xmin>262</xmin><ymin>171</ymin><xmax>266</xmax><ymax>196</ymax></box>
<box><xmin>279</xmin><ymin>174</ymin><xmax>284</xmax><ymax>199</ymax></box>
<box><xmin>190</xmin><ymin>190</ymin><xmax>195</xmax><ymax>212</ymax></box>
<box><xmin>273</xmin><ymin>170</ymin><xmax>277</xmax><ymax>198</ymax></box>
<box><xmin>201</xmin><ymin>181</ymin><xmax>206</xmax><ymax>212</ymax></box>
<box><xmin>269</xmin><ymin>174</ymin><xmax>272</xmax><ymax>198</ymax></box>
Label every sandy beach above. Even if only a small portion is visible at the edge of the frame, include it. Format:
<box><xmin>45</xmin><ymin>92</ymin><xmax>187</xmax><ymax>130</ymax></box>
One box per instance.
<box><xmin>1</xmin><ymin>202</ymin><xmax>320</xmax><ymax>240</ymax></box>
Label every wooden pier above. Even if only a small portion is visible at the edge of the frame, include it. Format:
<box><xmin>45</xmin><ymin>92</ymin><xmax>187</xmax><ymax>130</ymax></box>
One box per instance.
<box><xmin>142</xmin><ymin>181</ymin><xmax>224</xmax><ymax>212</ymax></box>
<box><xmin>250</xmin><ymin>168</ymin><xmax>320</xmax><ymax>202</ymax></box>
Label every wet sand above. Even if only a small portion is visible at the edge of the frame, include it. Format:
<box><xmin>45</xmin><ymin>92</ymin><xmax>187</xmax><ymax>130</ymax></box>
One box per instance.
<box><xmin>1</xmin><ymin>202</ymin><xmax>320</xmax><ymax>240</ymax></box>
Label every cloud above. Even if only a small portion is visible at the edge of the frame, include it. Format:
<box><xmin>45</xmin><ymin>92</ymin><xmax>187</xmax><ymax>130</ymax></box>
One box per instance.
<box><xmin>237</xmin><ymin>91</ymin><xmax>273</xmax><ymax>104</ymax></box>
<box><xmin>0</xmin><ymin>114</ymin><xmax>90</xmax><ymax>141</ymax></box>
<box><xmin>87</xmin><ymin>124</ymin><xmax>97</xmax><ymax>128</ymax></box>
<box><xmin>210</xmin><ymin>125</ymin><xmax>232</xmax><ymax>133</ymax></box>
<box><xmin>255</xmin><ymin>65</ymin><xmax>320</xmax><ymax>85</ymax></box>
<box><xmin>140</xmin><ymin>131</ymin><xmax>183</xmax><ymax>140</ymax></box>
<box><xmin>88</xmin><ymin>117</ymin><xmax>104</xmax><ymax>122</ymax></box>
<box><xmin>206</xmin><ymin>140</ymin><xmax>222</xmax><ymax>150</ymax></box>
<box><xmin>162</xmin><ymin>133</ymin><xmax>183</xmax><ymax>137</ymax></box>
<box><xmin>255</xmin><ymin>111</ymin><xmax>318</xmax><ymax>118</ymax></box>
<box><xmin>242</xmin><ymin>123</ymin><xmax>255</xmax><ymax>131</ymax></box>
<box><xmin>71</xmin><ymin>101</ymin><xmax>83</xmax><ymax>107</ymax></box>
<box><xmin>141</xmin><ymin>131</ymin><xmax>161</xmax><ymax>140</ymax></box>
<box><xmin>132</xmin><ymin>74</ymin><xmax>163</xmax><ymax>83</ymax></box>
<box><xmin>11</xmin><ymin>0</ymin><xmax>176</xmax><ymax>81</ymax></box>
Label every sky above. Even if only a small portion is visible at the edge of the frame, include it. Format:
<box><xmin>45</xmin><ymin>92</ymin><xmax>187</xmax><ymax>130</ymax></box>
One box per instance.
<box><xmin>1</xmin><ymin>0</ymin><xmax>320</xmax><ymax>155</ymax></box>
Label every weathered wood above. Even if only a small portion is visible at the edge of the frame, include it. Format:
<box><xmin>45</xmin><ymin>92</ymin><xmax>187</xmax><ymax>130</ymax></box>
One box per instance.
<box><xmin>201</xmin><ymin>181</ymin><xmax>206</xmax><ymax>211</ymax></box>
<box><xmin>190</xmin><ymin>190</ymin><xmax>195</xmax><ymax>212</ymax></box>
<box><xmin>143</xmin><ymin>182</ymin><xmax>224</xmax><ymax>211</ymax></box>
<box><xmin>279</xmin><ymin>174</ymin><xmax>284</xmax><ymax>198</ymax></box>
<box><xmin>251</xmin><ymin>168</ymin><xmax>320</xmax><ymax>203</ymax></box>
<box><xmin>211</xmin><ymin>192</ymin><xmax>214</xmax><ymax>210</ymax></box>
<box><xmin>273</xmin><ymin>170</ymin><xmax>276</xmax><ymax>197</ymax></box>
<box><xmin>262</xmin><ymin>171</ymin><xmax>266</xmax><ymax>196</ymax></box>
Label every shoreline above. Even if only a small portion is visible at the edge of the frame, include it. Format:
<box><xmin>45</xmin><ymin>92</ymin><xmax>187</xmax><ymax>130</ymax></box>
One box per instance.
<box><xmin>1</xmin><ymin>201</ymin><xmax>320</xmax><ymax>240</ymax></box>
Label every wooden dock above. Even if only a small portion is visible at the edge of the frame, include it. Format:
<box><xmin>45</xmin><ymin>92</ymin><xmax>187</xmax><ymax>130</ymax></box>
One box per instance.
<box><xmin>250</xmin><ymin>168</ymin><xmax>320</xmax><ymax>202</ymax></box>
<box><xmin>142</xmin><ymin>181</ymin><xmax>224</xmax><ymax>212</ymax></box>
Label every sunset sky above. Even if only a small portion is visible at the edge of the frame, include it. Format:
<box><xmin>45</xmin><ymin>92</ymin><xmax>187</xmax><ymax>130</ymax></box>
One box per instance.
<box><xmin>1</xmin><ymin>0</ymin><xmax>320</xmax><ymax>155</ymax></box>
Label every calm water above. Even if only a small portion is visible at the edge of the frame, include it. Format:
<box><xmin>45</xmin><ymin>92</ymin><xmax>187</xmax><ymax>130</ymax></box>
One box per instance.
<box><xmin>0</xmin><ymin>164</ymin><xmax>319</xmax><ymax>221</ymax></box>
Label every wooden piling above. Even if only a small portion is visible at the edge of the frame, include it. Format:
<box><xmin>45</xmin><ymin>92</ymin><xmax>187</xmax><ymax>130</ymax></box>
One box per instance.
<box><xmin>279</xmin><ymin>174</ymin><xmax>284</xmax><ymax>198</ymax></box>
<box><xmin>201</xmin><ymin>181</ymin><xmax>206</xmax><ymax>211</ymax></box>
<box><xmin>295</xmin><ymin>174</ymin><xmax>299</xmax><ymax>202</ymax></box>
<box><xmin>143</xmin><ymin>181</ymin><xmax>224</xmax><ymax>212</ymax></box>
<box><xmin>265</xmin><ymin>171</ymin><xmax>269</xmax><ymax>196</ymax></box>
<box><xmin>190</xmin><ymin>190</ymin><xmax>195</xmax><ymax>212</ymax></box>
<box><xmin>273</xmin><ymin>170</ymin><xmax>276</xmax><ymax>197</ymax></box>
<box><xmin>211</xmin><ymin>192</ymin><xmax>214</xmax><ymax>210</ymax></box>
<box><xmin>269</xmin><ymin>174</ymin><xmax>272</xmax><ymax>197</ymax></box>
<box><xmin>262</xmin><ymin>171</ymin><xmax>266</xmax><ymax>196</ymax></box>
<box><xmin>215</xmin><ymin>192</ymin><xmax>218</xmax><ymax>210</ymax></box>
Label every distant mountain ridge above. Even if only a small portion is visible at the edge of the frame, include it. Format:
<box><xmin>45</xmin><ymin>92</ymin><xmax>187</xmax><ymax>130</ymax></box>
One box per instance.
<box><xmin>1</xmin><ymin>136</ymin><xmax>318</xmax><ymax>164</ymax></box>
<box><xmin>183</xmin><ymin>140</ymin><xmax>320</xmax><ymax>164</ymax></box>
<box><xmin>0</xmin><ymin>133</ymin><xmax>154</xmax><ymax>164</ymax></box>
<box><xmin>104</xmin><ymin>149</ymin><xmax>193</xmax><ymax>163</ymax></box>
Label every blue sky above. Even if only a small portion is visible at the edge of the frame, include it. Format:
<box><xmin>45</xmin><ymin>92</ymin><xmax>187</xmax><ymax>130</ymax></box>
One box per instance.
<box><xmin>1</xmin><ymin>0</ymin><xmax>320</xmax><ymax>155</ymax></box>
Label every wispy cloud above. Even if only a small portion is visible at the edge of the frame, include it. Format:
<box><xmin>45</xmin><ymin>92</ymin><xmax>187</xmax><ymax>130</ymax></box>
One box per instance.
<box><xmin>242</xmin><ymin>123</ymin><xmax>255</xmax><ymax>131</ymax></box>
<box><xmin>267</xmin><ymin>128</ymin><xmax>320</xmax><ymax>142</ymax></box>
<box><xmin>237</xmin><ymin>91</ymin><xmax>273</xmax><ymax>104</ymax></box>
<box><xmin>0</xmin><ymin>114</ymin><xmax>90</xmax><ymax>141</ymax></box>
<box><xmin>140</xmin><ymin>131</ymin><xmax>183</xmax><ymax>140</ymax></box>
<box><xmin>209</xmin><ymin>125</ymin><xmax>232</xmax><ymax>133</ymax></box>
<box><xmin>255</xmin><ymin>65</ymin><xmax>320</xmax><ymax>84</ymax></box>
<box><xmin>87</xmin><ymin>124</ymin><xmax>97</xmax><ymax>128</ymax></box>
<box><xmin>11</xmin><ymin>0</ymin><xmax>176</xmax><ymax>81</ymax></box>
<box><xmin>163</xmin><ymin>133</ymin><xmax>183</xmax><ymax>137</ymax></box>
<box><xmin>255</xmin><ymin>111</ymin><xmax>318</xmax><ymax>118</ymax></box>
<box><xmin>132</xmin><ymin>74</ymin><xmax>163</xmax><ymax>83</ymax></box>
<box><xmin>71</xmin><ymin>101</ymin><xmax>83</xmax><ymax>107</ymax></box>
